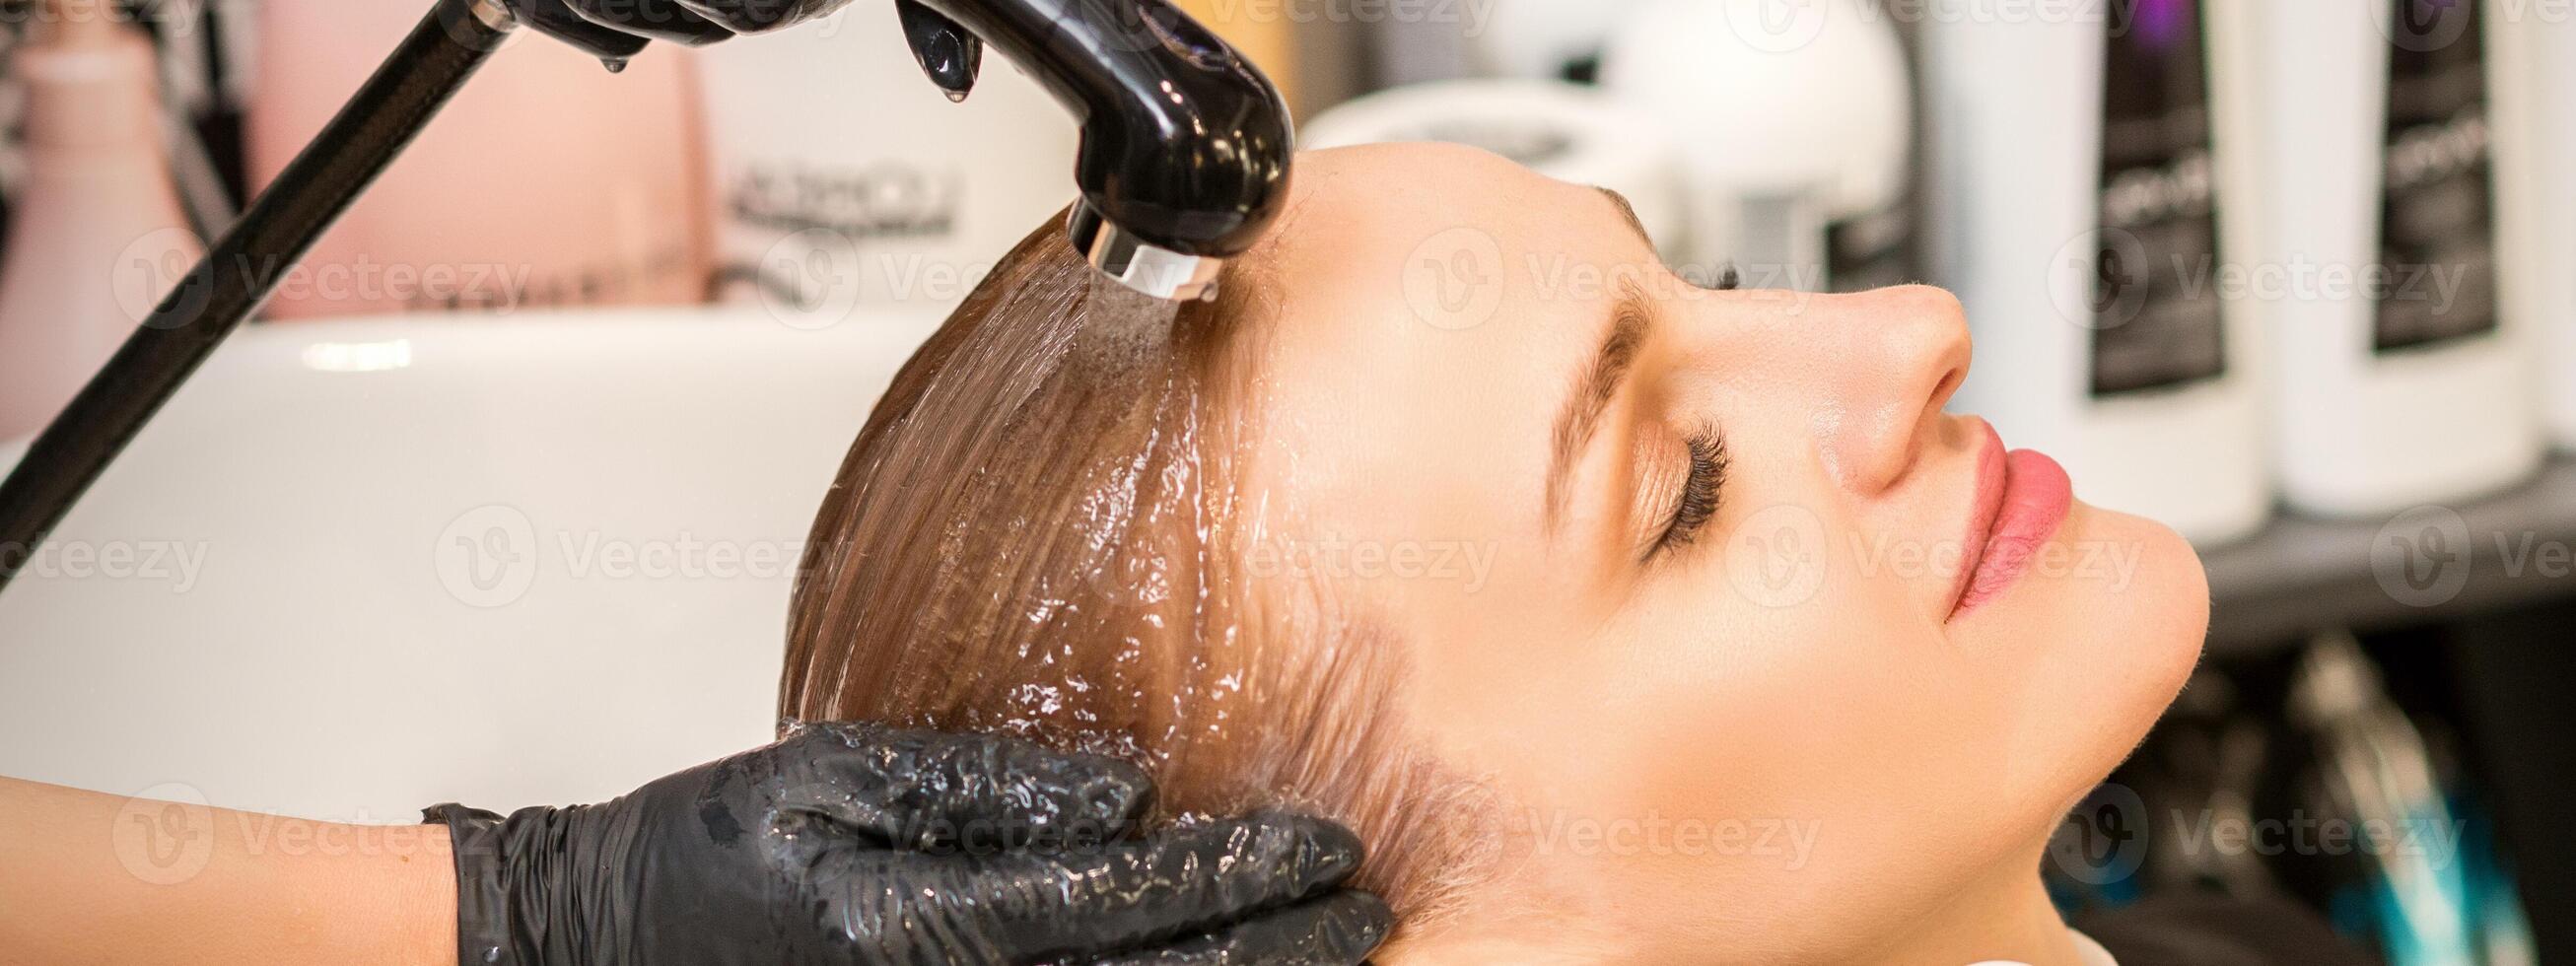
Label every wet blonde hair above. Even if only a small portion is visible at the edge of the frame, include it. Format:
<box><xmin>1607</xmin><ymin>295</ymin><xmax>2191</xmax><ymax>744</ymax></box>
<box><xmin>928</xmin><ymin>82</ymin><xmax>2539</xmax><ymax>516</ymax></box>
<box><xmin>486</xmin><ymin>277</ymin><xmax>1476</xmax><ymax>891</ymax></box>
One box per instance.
<box><xmin>782</xmin><ymin>216</ymin><xmax>1494</xmax><ymax>930</ymax></box>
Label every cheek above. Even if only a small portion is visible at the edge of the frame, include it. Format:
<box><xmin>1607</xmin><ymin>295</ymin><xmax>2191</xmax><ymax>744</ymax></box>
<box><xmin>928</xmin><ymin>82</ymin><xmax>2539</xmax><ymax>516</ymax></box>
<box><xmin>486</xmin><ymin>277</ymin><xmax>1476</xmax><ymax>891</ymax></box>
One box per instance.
<box><xmin>1553</xmin><ymin>542</ymin><xmax>2005</xmax><ymax>862</ymax></box>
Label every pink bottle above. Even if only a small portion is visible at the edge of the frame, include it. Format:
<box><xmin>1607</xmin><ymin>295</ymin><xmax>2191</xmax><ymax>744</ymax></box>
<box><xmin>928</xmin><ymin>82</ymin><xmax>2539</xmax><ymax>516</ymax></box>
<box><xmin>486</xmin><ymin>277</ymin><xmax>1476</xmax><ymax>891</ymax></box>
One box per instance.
<box><xmin>248</xmin><ymin>0</ymin><xmax>711</xmax><ymax>319</ymax></box>
<box><xmin>0</xmin><ymin>0</ymin><xmax>205</xmax><ymax>441</ymax></box>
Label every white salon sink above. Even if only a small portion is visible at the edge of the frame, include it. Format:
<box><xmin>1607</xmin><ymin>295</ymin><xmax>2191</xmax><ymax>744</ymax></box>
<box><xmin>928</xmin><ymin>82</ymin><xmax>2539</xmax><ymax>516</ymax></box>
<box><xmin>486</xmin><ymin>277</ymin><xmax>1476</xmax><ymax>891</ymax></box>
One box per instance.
<box><xmin>0</xmin><ymin>307</ymin><xmax>940</xmax><ymax>821</ymax></box>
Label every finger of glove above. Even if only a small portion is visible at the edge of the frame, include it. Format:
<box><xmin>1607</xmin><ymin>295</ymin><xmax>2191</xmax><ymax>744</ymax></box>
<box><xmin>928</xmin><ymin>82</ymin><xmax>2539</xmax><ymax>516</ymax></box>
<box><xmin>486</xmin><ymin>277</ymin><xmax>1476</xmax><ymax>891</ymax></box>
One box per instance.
<box><xmin>509</xmin><ymin>0</ymin><xmax>653</xmax><ymax>58</ymax></box>
<box><xmin>774</xmin><ymin>724</ymin><xmax>1154</xmax><ymax>852</ymax></box>
<box><xmin>955</xmin><ymin>812</ymin><xmax>1367</xmax><ymax>958</ymax></box>
<box><xmin>563</xmin><ymin>0</ymin><xmax>739</xmax><ymax>44</ymax></box>
<box><xmin>672</xmin><ymin>0</ymin><xmax>856</xmax><ymax>34</ymax></box>
<box><xmin>1074</xmin><ymin>891</ymin><xmax>1395</xmax><ymax>966</ymax></box>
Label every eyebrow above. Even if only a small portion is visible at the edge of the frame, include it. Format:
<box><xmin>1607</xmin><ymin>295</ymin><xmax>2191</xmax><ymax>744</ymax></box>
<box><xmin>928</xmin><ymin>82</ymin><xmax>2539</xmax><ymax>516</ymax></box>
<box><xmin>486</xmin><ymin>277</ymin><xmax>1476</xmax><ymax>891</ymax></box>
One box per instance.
<box><xmin>1596</xmin><ymin>186</ymin><xmax>1654</xmax><ymax>250</ymax></box>
<box><xmin>1543</xmin><ymin>278</ymin><xmax>1653</xmax><ymax>534</ymax></box>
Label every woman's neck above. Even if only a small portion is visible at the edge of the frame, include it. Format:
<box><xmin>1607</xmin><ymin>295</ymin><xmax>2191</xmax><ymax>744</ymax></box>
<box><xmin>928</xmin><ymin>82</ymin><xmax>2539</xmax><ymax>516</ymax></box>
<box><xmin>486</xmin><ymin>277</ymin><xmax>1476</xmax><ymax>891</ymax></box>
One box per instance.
<box><xmin>1381</xmin><ymin>851</ymin><xmax>2087</xmax><ymax>966</ymax></box>
<box><xmin>1863</xmin><ymin>859</ymin><xmax>2086</xmax><ymax>966</ymax></box>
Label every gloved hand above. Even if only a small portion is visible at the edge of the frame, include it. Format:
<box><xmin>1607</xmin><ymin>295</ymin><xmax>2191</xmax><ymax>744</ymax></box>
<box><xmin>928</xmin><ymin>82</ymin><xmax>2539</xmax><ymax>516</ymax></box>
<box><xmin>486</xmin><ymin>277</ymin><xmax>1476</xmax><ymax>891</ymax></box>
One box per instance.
<box><xmin>426</xmin><ymin>724</ymin><xmax>1391</xmax><ymax>966</ymax></box>
<box><xmin>503</xmin><ymin>0</ymin><xmax>857</xmax><ymax>60</ymax></box>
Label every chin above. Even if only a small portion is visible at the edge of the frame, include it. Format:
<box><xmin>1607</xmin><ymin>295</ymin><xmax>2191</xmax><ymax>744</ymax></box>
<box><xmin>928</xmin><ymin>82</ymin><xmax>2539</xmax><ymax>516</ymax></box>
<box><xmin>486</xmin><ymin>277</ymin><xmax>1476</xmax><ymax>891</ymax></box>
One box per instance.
<box><xmin>1998</xmin><ymin>502</ymin><xmax>2208</xmax><ymax>812</ymax></box>
<box><xmin>2078</xmin><ymin>502</ymin><xmax>2208</xmax><ymax>763</ymax></box>
<box><xmin>2115</xmin><ymin>506</ymin><xmax>2210</xmax><ymax>693</ymax></box>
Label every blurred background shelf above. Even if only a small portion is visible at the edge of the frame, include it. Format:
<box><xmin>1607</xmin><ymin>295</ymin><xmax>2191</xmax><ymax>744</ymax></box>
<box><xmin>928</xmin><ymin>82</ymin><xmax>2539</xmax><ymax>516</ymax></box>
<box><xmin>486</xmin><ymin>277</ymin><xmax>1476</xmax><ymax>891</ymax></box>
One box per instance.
<box><xmin>2205</xmin><ymin>455</ymin><xmax>2576</xmax><ymax>654</ymax></box>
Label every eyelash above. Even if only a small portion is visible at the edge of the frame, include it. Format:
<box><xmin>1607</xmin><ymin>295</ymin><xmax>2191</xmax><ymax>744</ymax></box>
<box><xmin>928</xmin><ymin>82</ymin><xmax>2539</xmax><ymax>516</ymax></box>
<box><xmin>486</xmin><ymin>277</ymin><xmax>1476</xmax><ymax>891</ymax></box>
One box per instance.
<box><xmin>1648</xmin><ymin>425</ymin><xmax>1728</xmax><ymax>558</ymax></box>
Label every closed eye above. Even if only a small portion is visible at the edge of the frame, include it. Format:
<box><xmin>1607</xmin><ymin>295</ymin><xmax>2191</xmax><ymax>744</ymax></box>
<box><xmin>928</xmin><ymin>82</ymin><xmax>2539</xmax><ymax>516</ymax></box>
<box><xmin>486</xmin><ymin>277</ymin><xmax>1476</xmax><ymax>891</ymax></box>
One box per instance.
<box><xmin>1646</xmin><ymin>424</ymin><xmax>1727</xmax><ymax>559</ymax></box>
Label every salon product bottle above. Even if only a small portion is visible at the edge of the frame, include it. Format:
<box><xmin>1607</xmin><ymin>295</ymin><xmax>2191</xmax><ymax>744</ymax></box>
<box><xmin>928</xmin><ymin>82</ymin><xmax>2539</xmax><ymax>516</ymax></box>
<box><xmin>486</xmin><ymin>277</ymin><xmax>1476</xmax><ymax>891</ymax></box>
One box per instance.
<box><xmin>1599</xmin><ymin>0</ymin><xmax>1915</xmax><ymax>292</ymax></box>
<box><xmin>1300</xmin><ymin>80</ymin><xmax>1689</xmax><ymax>254</ymax></box>
<box><xmin>249</xmin><ymin>0</ymin><xmax>710</xmax><ymax>319</ymax></box>
<box><xmin>1924</xmin><ymin>0</ymin><xmax>2268</xmax><ymax>545</ymax></box>
<box><xmin>2491</xmin><ymin>8</ymin><xmax>2576</xmax><ymax>450</ymax></box>
<box><xmin>0</xmin><ymin>0</ymin><xmax>203</xmax><ymax>440</ymax></box>
<box><xmin>695</xmin><ymin>5</ymin><xmax>1075</xmax><ymax>322</ymax></box>
<box><xmin>2219</xmin><ymin>0</ymin><xmax>2538</xmax><ymax>517</ymax></box>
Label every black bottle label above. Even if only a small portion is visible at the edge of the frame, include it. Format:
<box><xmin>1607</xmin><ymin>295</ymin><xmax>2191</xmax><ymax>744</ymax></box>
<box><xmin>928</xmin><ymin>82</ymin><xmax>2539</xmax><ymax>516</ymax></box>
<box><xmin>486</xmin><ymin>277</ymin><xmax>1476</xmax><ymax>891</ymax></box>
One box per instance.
<box><xmin>2090</xmin><ymin>0</ymin><xmax>2226</xmax><ymax>398</ymax></box>
<box><xmin>2374</xmin><ymin>0</ymin><xmax>2499</xmax><ymax>354</ymax></box>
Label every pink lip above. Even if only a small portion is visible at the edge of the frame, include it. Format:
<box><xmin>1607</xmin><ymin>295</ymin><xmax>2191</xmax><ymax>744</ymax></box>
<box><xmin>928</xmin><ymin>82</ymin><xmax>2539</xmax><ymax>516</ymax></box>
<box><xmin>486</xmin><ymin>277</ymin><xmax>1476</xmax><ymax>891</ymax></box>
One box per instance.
<box><xmin>1946</xmin><ymin>422</ymin><xmax>2073</xmax><ymax>620</ymax></box>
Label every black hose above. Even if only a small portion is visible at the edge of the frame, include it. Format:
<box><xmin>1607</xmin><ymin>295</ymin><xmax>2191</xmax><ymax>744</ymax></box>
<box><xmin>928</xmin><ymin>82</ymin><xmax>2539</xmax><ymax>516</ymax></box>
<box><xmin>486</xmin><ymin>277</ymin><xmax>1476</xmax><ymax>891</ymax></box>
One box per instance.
<box><xmin>0</xmin><ymin>0</ymin><xmax>518</xmax><ymax>594</ymax></box>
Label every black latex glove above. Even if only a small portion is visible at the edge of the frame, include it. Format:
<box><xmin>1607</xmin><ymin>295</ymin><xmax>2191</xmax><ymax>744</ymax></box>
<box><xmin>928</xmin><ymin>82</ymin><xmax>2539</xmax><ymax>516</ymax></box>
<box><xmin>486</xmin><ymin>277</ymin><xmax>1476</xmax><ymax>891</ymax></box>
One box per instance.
<box><xmin>426</xmin><ymin>724</ymin><xmax>1391</xmax><ymax>966</ymax></box>
<box><xmin>503</xmin><ymin>0</ymin><xmax>858</xmax><ymax>60</ymax></box>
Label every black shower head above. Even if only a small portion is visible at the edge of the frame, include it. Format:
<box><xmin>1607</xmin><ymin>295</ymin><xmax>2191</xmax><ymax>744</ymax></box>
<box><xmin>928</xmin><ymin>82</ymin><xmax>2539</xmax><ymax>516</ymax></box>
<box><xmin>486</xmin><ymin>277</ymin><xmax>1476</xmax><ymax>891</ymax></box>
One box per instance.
<box><xmin>899</xmin><ymin>0</ymin><xmax>1294</xmax><ymax>301</ymax></box>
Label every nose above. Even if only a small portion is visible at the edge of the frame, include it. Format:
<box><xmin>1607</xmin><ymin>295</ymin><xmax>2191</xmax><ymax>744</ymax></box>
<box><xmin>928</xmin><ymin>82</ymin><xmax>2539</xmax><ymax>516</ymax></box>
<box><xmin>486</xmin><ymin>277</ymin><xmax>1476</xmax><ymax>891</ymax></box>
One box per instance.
<box><xmin>1797</xmin><ymin>285</ymin><xmax>1972</xmax><ymax>494</ymax></box>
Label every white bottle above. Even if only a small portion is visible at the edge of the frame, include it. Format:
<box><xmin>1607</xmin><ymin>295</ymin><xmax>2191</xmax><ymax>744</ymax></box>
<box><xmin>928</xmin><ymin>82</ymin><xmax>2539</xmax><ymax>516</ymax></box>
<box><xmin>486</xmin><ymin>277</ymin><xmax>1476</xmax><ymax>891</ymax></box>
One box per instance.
<box><xmin>694</xmin><ymin>7</ymin><xmax>1077</xmax><ymax>326</ymax></box>
<box><xmin>1923</xmin><ymin>0</ymin><xmax>2269</xmax><ymax>545</ymax></box>
<box><xmin>1299</xmin><ymin>80</ymin><xmax>1689</xmax><ymax>255</ymax></box>
<box><xmin>0</xmin><ymin>0</ymin><xmax>203</xmax><ymax>441</ymax></box>
<box><xmin>1599</xmin><ymin>0</ymin><xmax>1915</xmax><ymax>292</ymax></box>
<box><xmin>2221</xmin><ymin>0</ymin><xmax>2538</xmax><ymax>518</ymax></box>
<box><xmin>2490</xmin><ymin>5</ymin><xmax>2576</xmax><ymax>450</ymax></box>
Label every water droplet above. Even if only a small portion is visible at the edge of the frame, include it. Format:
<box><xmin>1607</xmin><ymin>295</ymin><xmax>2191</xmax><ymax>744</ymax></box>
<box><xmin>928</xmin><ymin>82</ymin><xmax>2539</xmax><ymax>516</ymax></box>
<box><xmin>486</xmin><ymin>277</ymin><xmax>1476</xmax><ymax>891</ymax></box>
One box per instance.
<box><xmin>598</xmin><ymin>56</ymin><xmax>629</xmax><ymax>74</ymax></box>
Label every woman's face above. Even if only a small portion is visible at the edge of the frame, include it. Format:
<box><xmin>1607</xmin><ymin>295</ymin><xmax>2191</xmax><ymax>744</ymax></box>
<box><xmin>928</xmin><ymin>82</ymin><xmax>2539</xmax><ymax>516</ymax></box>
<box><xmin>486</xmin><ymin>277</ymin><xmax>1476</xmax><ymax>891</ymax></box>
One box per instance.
<box><xmin>1228</xmin><ymin>144</ymin><xmax>2206</xmax><ymax>959</ymax></box>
